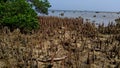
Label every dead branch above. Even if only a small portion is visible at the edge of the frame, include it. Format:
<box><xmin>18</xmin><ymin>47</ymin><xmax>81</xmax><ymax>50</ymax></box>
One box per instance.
<box><xmin>30</xmin><ymin>56</ymin><xmax>67</xmax><ymax>63</ymax></box>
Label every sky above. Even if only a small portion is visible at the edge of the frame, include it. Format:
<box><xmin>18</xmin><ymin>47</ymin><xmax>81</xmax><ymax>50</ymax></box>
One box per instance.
<box><xmin>49</xmin><ymin>0</ymin><xmax>120</xmax><ymax>12</ymax></box>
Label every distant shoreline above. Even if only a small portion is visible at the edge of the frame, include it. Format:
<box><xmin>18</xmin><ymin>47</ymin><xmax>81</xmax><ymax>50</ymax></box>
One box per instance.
<box><xmin>49</xmin><ymin>9</ymin><xmax>120</xmax><ymax>13</ymax></box>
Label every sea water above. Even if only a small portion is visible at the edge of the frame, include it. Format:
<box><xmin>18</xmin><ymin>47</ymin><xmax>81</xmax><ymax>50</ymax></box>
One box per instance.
<box><xmin>38</xmin><ymin>10</ymin><xmax>120</xmax><ymax>25</ymax></box>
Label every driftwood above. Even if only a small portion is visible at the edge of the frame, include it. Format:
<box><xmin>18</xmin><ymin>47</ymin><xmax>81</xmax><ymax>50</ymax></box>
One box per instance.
<box><xmin>30</xmin><ymin>48</ymin><xmax>67</xmax><ymax>63</ymax></box>
<box><xmin>30</xmin><ymin>56</ymin><xmax>67</xmax><ymax>62</ymax></box>
<box><xmin>38</xmin><ymin>56</ymin><xmax>67</xmax><ymax>62</ymax></box>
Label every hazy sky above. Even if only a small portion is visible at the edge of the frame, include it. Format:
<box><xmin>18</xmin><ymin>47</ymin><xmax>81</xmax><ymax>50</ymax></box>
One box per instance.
<box><xmin>49</xmin><ymin>0</ymin><xmax>120</xmax><ymax>11</ymax></box>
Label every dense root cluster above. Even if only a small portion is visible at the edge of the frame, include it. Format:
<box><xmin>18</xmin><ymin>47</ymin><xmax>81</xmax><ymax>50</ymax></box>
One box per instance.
<box><xmin>0</xmin><ymin>16</ymin><xmax>120</xmax><ymax>68</ymax></box>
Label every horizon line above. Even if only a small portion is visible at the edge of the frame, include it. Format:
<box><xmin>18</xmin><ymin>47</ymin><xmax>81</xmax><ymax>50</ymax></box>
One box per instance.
<box><xmin>48</xmin><ymin>9</ymin><xmax>120</xmax><ymax>13</ymax></box>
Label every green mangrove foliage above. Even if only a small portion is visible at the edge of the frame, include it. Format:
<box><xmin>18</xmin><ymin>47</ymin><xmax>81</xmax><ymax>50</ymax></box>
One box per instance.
<box><xmin>0</xmin><ymin>0</ymin><xmax>51</xmax><ymax>32</ymax></box>
<box><xmin>31</xmin><ymin>0</ymin><xmax>51</xmax><ymax>14</ymax></box>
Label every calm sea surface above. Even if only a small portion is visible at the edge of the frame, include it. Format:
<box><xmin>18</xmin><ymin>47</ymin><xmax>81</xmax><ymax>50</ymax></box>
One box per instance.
<box><xmin>38</xmin><ymin>10</ymin><xmax>120</xmax><ymax>25</ymax></box>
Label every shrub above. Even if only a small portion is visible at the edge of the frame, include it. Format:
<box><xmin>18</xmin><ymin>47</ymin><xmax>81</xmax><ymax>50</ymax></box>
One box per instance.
<box><xmin>115</xmin><ymin>18</ymin><xmax>120</xmax><ymax>28</ymax></box>
<box><xmin>0</xmin><ymin>0</ymin><xmax>39</xmax><ymax>32</ymax></box>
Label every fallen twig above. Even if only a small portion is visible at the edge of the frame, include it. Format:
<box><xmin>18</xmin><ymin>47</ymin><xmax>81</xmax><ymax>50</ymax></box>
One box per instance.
<box><xmin>30</xmin><ymin>56</ymin><xmax>67</xmax><ymax>62</ymax></box>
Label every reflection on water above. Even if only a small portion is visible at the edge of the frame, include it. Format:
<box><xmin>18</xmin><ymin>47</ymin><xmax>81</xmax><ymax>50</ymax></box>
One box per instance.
<box><xmin>38</xmin><ymin>10</ymin><xmax>120</xmax><ymax>25</ymax></box>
